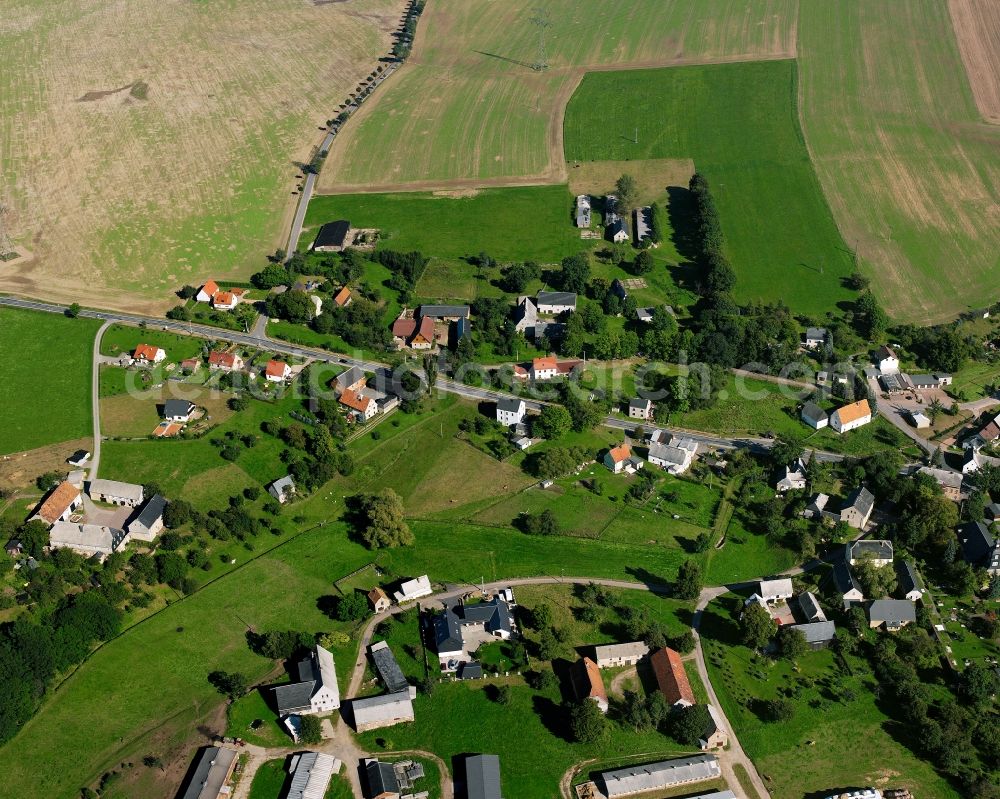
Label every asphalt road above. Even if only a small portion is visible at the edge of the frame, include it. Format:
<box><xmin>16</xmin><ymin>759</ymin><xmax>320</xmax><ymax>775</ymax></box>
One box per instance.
<box><xmin>0</xmin><ymin>295</ymin><xmax>845</xmax><ymax>461</ymax></box>
<box><xmin>89</xmin><ymin>321</ymin><xmax>112</xmax><ymax>481</ymax></box>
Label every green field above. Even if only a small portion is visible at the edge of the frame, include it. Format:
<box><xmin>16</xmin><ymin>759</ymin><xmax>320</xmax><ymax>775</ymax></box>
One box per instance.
<box><xmin>701</xmin><ymin>594</ymin><xmax>960</xmax><ymax>798</ymax></box>
<box><xmin>304</xmin><ymin>186</ymin><xmax>584</xmax><ymax>264</ymax></box>
<box><xmin>319</xmin><ymin>0</ymin><xmax>797</xmax><ymax>188</ymax></box>
<box><xmin>99</xmin><ymin>324</ymin><xmax>207</xmax><ymax>363</ymax></box>
<box><xmin>0</xmin><ymin>307</ymin><xmax>100</xmax><ymax>454</ymax></box>
<box><xmin>563</xmin><ymin>60</ymin><xmax>855</xmax><ymax>315</ymax></box>
<box><xmin>797</xmin><ymin>0</ymin><xmax>1000</xmax><ymax>323</ymax></box>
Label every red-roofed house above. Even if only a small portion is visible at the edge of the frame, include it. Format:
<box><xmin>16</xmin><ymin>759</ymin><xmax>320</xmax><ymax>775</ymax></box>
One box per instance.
<box><xmin>334</xmin><ymin>287</ymin><xmax>353</xmax><ymax>307</ymax></box>
<box><xmin>340</xmin><ymin>388</ymin><xmax>378</xmax><ymax>422</ymax></box>
<box><xmin>650</xmin><ymin>647</ymin><xmax>695</xmax><ymax>707</ymax></box>
<box><xmin>212</xmin><ymin>291</ymin><xmax>238</xmax><ymax>311</ymax></box>
<box><xmin>531</xmin><ymin>356</ymin><xmax>558</xmax><ymax>381</ymax></box>
<box><xmin>208</xmin><ymin>351</ymin><xmax>244</xmax><ymax>372</ymax></box>
<box><xmin>603</xmin><ymin>442</ymin><xmax>632</xmax><ymax>474</ymax></box>
<box><xmin>573</xmin><ymin>657</ymin><xmax>608</xmax><ymax>713</ymax></box>
<box><xmin>30</xmin><ymin>481</ymin><xmax>82</xmax><ymax>526</ymax></box>
<box><xmin>409</xmin><ymin>316</ymin><xmax>435</xmax><ymax>350</ymax></box>
<box><xmin>196</xmin><ymin>280</ymin><xmax>220</xmax><ymax>303</ymax></box>
<box><xmin>391</xmin><ymin>317</ymin><xmax>417</xmax><ymax>347</ymax></box>
<box><xmin>265</xmin><ymin>360</ymin><xmax>291</xmax><ymax>383</ymax></box>
<box><xmin>133</xmin><ymin>344</ymin><xmax>166</xmax><ymax>364</ymax></box>
<box><xmin>180</xmin><ymin>358</ymin><xmax>201</xmax><ymax>373</ymax></box>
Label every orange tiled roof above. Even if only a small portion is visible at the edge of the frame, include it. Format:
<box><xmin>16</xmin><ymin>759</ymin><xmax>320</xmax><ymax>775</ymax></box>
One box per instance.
<box><xmin>133</xmin><ymin>344</ymin><xmax>162</xmax><ymax>361</ymax></box>
<box><xmin>213</xmin><ymin>291</ymin><xmax>236</xmax><ymax>306</ymax></box>
<box><xmin>834</xmin><ymin>399</ymin><xmax>871</xmax><ymax>425</ymax></box>
<box><xmin>265</xmin><ymin>360</ymin><xmax>288</xmax><ymax>378</ymax></box>
<box><xmin>533</xmin><ymin>355</ymin><xmax>557</xmax><ymax>371</ymax></box>
<box><xmin>651</xmin><ymin>647</ymin><xmax>695</xmax><ymax>705</ymax></box>
<box><xmin>607</xmin><ymin>443</ymin><xmax>631</xmax><ymax>463</ymax></box>
<box><xmin>580</xmin><ymin>657</ymin><xmax>606</xmax><ymax>702</ymax></box>
<box><xmin>340</xmin><ymin>388</ymin><xmax>372</xmax><ymax>413</ymax></box>
<box><xmin>208</xmin><ymin>351</ymin><xmax>237</xmax><ymax>368</ymax></box>
<box><xmin>334</xmin><ymin>287</ymin><xmax>352</xmax><ymax>306</ymax></box>
<box><xmin>35</xmin><ymin>482</ymin><xmax>80</xmax><ymax>524</ymax></box>
<box><xmin>201</xmin><ymin>279</ymin><xmax>220</xmax><ymax>297</ymax></box>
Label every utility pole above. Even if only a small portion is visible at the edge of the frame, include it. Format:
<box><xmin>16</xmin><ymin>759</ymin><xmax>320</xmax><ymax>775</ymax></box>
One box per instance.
<box><xmin>530</xmin><ymin>8</ymin><xmax>551</xmax><ymax>72</ymax></box>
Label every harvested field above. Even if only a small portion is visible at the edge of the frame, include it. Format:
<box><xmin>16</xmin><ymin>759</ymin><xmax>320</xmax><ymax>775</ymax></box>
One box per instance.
<box><xmin>0</xmin><ymin>437</ymin><xmax>92</xmax><ymax>492</ymax></box>
<box><xmin>949</xmin><ymin>0</ymin><xmax>1000</xmax><ymax>124</ymax></box>
<box><xmin>0</xmin><ymin>0</ymin><xmax>406</xmax><ymax>311</ymax></box>
<box><xmin>567</xmin><ymin>159</ymin><xmax>694</xmax><ymax>205</ymax></box>
<box><xmin>798</xmin><ymin>0</ymin><xmax>1000</xmax><ymax>323</ymax></box>
<box><xmin>318</xmin><ymin>0</ymin><xmax>798</xmax><ymax>190</ymax></box>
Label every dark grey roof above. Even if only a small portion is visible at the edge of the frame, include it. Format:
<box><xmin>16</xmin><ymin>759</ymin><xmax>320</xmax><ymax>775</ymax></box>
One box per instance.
<box><xmin>419</xmin><ymin>304</ymin><xmax>470</xmax><ymax>319</ymax></box>
<box><xmin>959</xmin><ymin>521</ymin><xmax>1000</xmax><ymax>570</ymax></box>
<box><xmin>273</xmin><ymin>680</ymin><xmax>315</xmax><ymax>715</ymax></box>
<box><xmin>628</xmin><ymin>397</ymin><xmax>651</xmax><ymax>410</ymax></box>
<box><xmin>792</xmin><ymin>591</ymin><xmax>825</xmax><ymax>623</ymax></box>
<box><xmin>132</xmin><ymin>494</ymin><xmax>166</xmax><ymax>530</ymax></box>
<box><xmin>496</xmin><ymin>397</ymin><xmax>523</xmax><ymax>413</ymax></box>
<box><xmin>312</xmin><ymin>220</ymin><xmax>350</xmax><ymax>248</ymax></box>
<box><xmin>791</xmin><ymin>621</ymin><xmax>836</xmax><ymax>644</ymax></box>
<box><xmin>608</xmin><ymin>218</ymin><xmax>629</xmax><ymax>237</ymax></box>
<box><xmin>844</xmin><ymin>487</ymin><xmax>875</xmax><ymax>518</ymax></box>
<box><xmin>849</xmin><ymin>538</ymin><xmax>892</xmax><ymax>562</ymax></box>
<box><xmin>805</xmin><ymin>327</ymin><xmax>827</xmax><ymax>341</ymax></box>
<box><xmin>458</xmin><ymin>661</ymin><xmax>483</xmax><ymax>680</ymax></box>
<box><xmin>434</xmin><ymin>597</ymin><xmax>513</xmax><ymax>653</ymax></box>
<box><xmin>897</xmin><ymin>560</ymin><xmax>924</xmax><ymax>596</ymax></box>
<box><xmin>364</xmin><ymin>760</ymin><xmax>399</xmax><ymax>799</ymax></box>
<box><xmin>536</xmin><ymin>290</ymin><xmax>577</xmax><ymax>308</ymax></box>
<box><xmin>868</xmin><ymin>599</ymin><xmax>916</xmax><ymax>626</ymax></box>
<box><xmin>801</xmin><ymin>401</ymin><xmax>827</xmax><ymax>423</ymax></box>
<box><xmin>164</xmin><ymin>398</ymin><xmax>195</xmax><ymax>417</ymax></box>
<box><xmin>370</xmin><ymin>641</ymin><xmax>409</xmax><ymax>694</ymax></box>
<box><xmin>465</xmin><ymin>754</ymin><xmax>502</xmax><ymax>799</ymax></box>
<box><xmin>909</xmin><ymin>374</ymin><xmax>938</xmax><ymax>388</ymax></box>
<box><xmin>831</xmin><ymin>561</ymin><xmax>863</xmax><ymax>597</ymax></box>
<box><xmin>986</xmin><ymin>503</ymin><xmax>1000</xmax><ymax>520</ymax></box>
<box><xmin>336</xmin><ymin>366</ymin><xmax>366</xmax><ymax>389</ymax></box>
<box><xmin>434</xmin><ymin>604</ymin><xmax>465</xmax><ymax>653</ymax></box>
<box><xmin>179</xmin><ymin>746</ymin><xmax>238</xmax><ymax>799</ymax></box>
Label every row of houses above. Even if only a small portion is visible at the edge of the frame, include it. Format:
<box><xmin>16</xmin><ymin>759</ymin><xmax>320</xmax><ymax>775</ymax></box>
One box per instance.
<box><xmin>391</xmin><ymin>304</ymin><xmax>470</xmax><ymax>350</ymax></box>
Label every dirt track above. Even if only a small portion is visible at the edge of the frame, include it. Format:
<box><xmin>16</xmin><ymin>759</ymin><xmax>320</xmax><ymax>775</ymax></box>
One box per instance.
<box><xmin>949</xmin><ymin>0</ymin><xmax>1000</xmax><ymax>124</ymax></box>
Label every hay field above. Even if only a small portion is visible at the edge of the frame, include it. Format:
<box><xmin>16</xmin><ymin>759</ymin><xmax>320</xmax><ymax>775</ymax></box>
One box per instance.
<box><xmin>318</xmin><ymin>0</ymin><xmax>798</xmax><ymax>190</ymax></box>
<box><xmin>0</xmin><ymin>0</ymin><xmax>405</xmax><ymax>311</ymax></box>
<box><xmin>949</xmin><ymin>0</ymin><xmax>1000</xmax><ymax>124</ymax></box>
<box><xmin>798</xmin><ymin>0</ymin><xmax>1000</xmax><ymax>323</ymax></box>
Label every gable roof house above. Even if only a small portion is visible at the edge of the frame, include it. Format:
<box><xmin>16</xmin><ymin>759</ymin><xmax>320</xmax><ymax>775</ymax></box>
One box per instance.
<box><xmin>593</xmin><ymin>641</ymin><xmax>648</xmax><ymax>669</ymax></box>
<box><xmin>196</xmin><ymin>280</ymin><xmax>221</xmax><ymax>303</ymax></box>
<box><xmin>848</xmin><ymin>538</ymin><xmax>893</xmax><ymax>567</ymax></box>
<box><xmin>791</xmin><ymin>620</ymin><xmax>837</xmax><ymax>649</ymax></box>
<box><xmin>830</xmin><ymin>399</ymin><xmax>872</xmax><ymax>434</ymax></box>
<box><xmin>877</xmin><ymin>345</ymin><xmax>900</xmax><ymax>374</ymax></box>
<box><xmin>212</xmin><ymin>290</ymin><xmax>239</xmax><ymax>311</ymax></box>
<box><xmin>776</xmin><ymin>459</ymin><xmax>807</xmax><ymax>492</ymax></box>
<box><xmin>351</xmin><ymin>689</ymin><xmax>416</xmax><ymax>733</ymax></box>
<box><xmin>286</xmin><ymin>752</ymin><xmax>339</xmax><ymax>799</ymax></box>
<box><xmin>368</xmin><ymin>587</ymin><xmax>391</xmax><ymax>613</ymax></box>
<box><xmin>576</xmin><ymin>194</ymin><xmax>592</xmax><ymax>228</ymax></box>
<box><xmin>647</xmin><ymin>436</ymin><xmax>697</xmax><ymax>475</ymax></box>
<box><xmin>89</xmin><ymin>478</ymin><xmax>144</xmax><ymax>507</ymax></box>
<box><xmin>133</xmin><ymin>344</ymin><xmax>166</xmax><ymax>364</ymax></box>
<box><xmin>369</xmin><ymin>640</ymin><xmax>409</xmax><ymax>694</ymax></box>
<box><xmin>268</xmin><ymin>475</ymin><xmax>296</xmax><ymax>504</ymax></box>
<box><xmin>840</xmin><ymin>487</ymin><xmax>876</xmax><ymax>529</ymax></box>
<box><xmin>178</xmin><ymin>746</ymin><xmax>239</xmax><ymax>799</ymax></box>
<box><xmin>333</xmin><ymin>286</ymin><xmax>353</xmax><ymax>307</ymax></box>
<box><xmin>127</xmin><ymin>494</ymin><xmax>167</xmax><ymax>541</ymax></box>
<box><xmin>803</xmin><ymin>327</ymin><xmax>828</xmax><ymax>349</ymax></box>
<box><xmin>608</xmin><ymin>217</ymin><xmax>630</xmax><ymax>243</ymax></box>
<box><xmin>495</xmin><ymin>397</ymin><xmax>526</xmax><ymax>427</ymax></box>
<box><xmin>628</xmin><ymin>397</ymin><xmax>652</xmax><ymax>420</ymax></box>
<box><xmin>419</xmin><ymin>304</ymin><xmax>470</xmax><ymax>321</ymax></box>
<box><xmin>634</xmin><ymin>206</ymin><xmax>651</xmax><ymax>244</ymax></box>
<box><xmin>792</xmin><ymin>591</ymin><xmax>827</xmax><ymax>624</ymax></box>
<box><xmin>265</xmin><ymin>360</ymin><xmax>291</xmax><ymax>383</ymax></box>
<box><xmin>407</xmin><ymin>315</ymin><xmax>435</xmax><ymax>350</ymax></box>
<box><xmin>802</xmin><ymin>492</ymin><xmax>829</xmax><ymax>519</ymax></box>
<box><xmin>207</xmin><ymin>350</ymin><xmax>244</xmax><ymax>372</ymax></box>
<box><xmin>393</xmin><ymin>575</ymin><xmax>432</xmax><ymax>603</ymax></box>
<box><xmin>535</xmin><ymin>291</ymin><xmax>577</xmax><ymax>314</ymax></box>
<box><xmin>49</xmin><ymin>522</ymin><xmax>129</xmax><ymax>560</ymax></box>
<box><xmin>898</xmin><ymin>560</ymin><xmax>925</xmax><ymax>603</ymax></box>
<box><xmin>30</xmin><ymin>481</ymin><xmax>82</xmax><ymax>526</ymax></box>
<box><xmin>758</xmin><ymin>578</ymin><xmax>794</xmax><ymax>603</ymax></box>
<box><xmin>334</xmin><ymin>366</ymin><xmax>367</xmax><ymax>394</ymax></box>
<box><xmin>272</xmin><ymin>644</ymin><xmax>340</xmax><ymax>716</ymax></box>
<box><xmin>959</xmin><ymin>521</ymin><xmax>1000</xmax><ymax>575</ymax></box>
<box><xmin>311</xmin><ymin>220</ymin><xmax>351</xmax><ymax>252</ymax></box>
<box><xmin>801</xmin><ymin>401</ymin><xmax>829</xmax><ymax>430</ymax></box>
<box><xmin>465</xmin><ymin>754</ymin><xmax>503</xmax><ymax>799</ymax></box>
<box><xmin>531</xmin><ymin>355</ymin><xmax>559</xmax><ymax>381</ymax></box>
<box><xmin>650</xmin><ymin>647</ymin><xmax>695</xmax><ymax>707</ymax></box>
<box><xmin>868</xmin><ymin>599</ymin><xmax>916</xmax><ymax>631</ymax></box>
<box><xmin>164</xmin><ymin>398</ymin><xmax>197</xmax><ymax>423</ymax></box>
<box><xmin>513</xmin><ymin>296</ymin><xmax>538</xmax><ymax>333</ymax></box>
<box><xmin>918</xmin><ymin>466</ymin><xmax>963</xmax><ymax>500</ymax></box>
<box><xmin>340</xmin><ymin>388</ymin><xmax>379</xmax><ymax>422</ymax></box>
<box><xmin>363</xmin><ymin>758</ymin><xmax>400</xmax><ymax>799</ymax></box>
<box><xmin>391</xmin><ymin>316</ymin><xmax>417</xmax><ymax>347</ymax></box>
<box><xmin>831</xmin><ymin>561</ymin><xmax>865</xmax><ymax>606</ymax></box>
<box><xmin>698</xmin><ymin>704</ymin><xmax>729</xmax><ymax>750</ymax></box>
<box><xmin>573</xmin><ymin>656</ymin><xmax>608</xmax><ymax>713</ymax></box>
<box><xmin>604</xmin><ymin>442</ymin><xmax>634</xmax><ymax>474</ymax></box>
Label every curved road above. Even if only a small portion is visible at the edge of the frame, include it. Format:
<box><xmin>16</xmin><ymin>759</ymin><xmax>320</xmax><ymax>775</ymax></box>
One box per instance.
<box><xmin>1</xmin><ymin>295</ymin><xmax>846</xmax><ymax>464</ymax></box>
<box><xmin>88</xmin><ymin>321</ymin><xmax>112</xmax><ymax>481</ymax></box>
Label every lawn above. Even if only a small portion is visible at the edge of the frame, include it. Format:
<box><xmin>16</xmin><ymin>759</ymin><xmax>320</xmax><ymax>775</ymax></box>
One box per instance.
<box><xmin>318</xmin><ymin>0</ymin><xmax>796</xmax><ymax>188</ymax></box>
<box><xmin>304</xmin><ymin>186</ymin><xmax>586</xmax><ymax>263</ymax></box>
<box><xmin>0</xmin><ymin>307</ymin><xmax>100</xmax><ymax>455</ymax></box>
<box><xmin>797</xmin><ymin>0</ymin><xmax>1000</xmax><ymax>323</ymax></box>
<box><xmin>99</xmin><ymin>324</ymin><xmax>207</xmax><ymax>362</ymax></box>
<box><xmin>563</xmin><ymin>60</ymin><xmax>856</xmax><ymax>316</ymax></box>
<box><xmin>247</xmin><ymin>758</ymin><xmax>288</xmax><ymax>799</ymax></box>
<box><xmin>700</xmin><ymin>593</ymin><xmax>961</xmax><ymax>799</ymax></box>
<box><xmin>415</xmin><ymin>259</ymin><xmax>479</xmax><ymax>303</ymax></box>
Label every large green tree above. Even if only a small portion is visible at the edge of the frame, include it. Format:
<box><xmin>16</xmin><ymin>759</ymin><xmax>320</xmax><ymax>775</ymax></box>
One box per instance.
<box><xmin>353</xmin><ymin>489</ymin><xmax>413</xmax><ymax>549</ymax></box>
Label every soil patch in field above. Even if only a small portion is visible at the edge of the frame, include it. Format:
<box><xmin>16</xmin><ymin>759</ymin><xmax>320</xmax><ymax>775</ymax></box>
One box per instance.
<box><xmin>949</xmin><ymin>0</ymin><xmax>1000</xmax><ymax>124</ymax></box>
